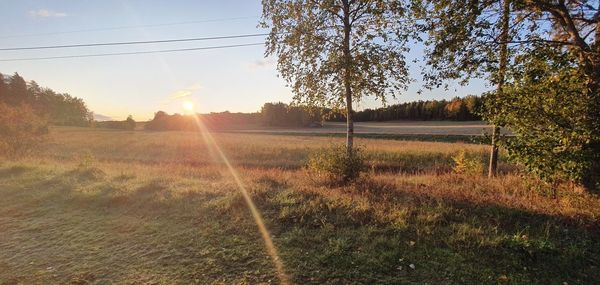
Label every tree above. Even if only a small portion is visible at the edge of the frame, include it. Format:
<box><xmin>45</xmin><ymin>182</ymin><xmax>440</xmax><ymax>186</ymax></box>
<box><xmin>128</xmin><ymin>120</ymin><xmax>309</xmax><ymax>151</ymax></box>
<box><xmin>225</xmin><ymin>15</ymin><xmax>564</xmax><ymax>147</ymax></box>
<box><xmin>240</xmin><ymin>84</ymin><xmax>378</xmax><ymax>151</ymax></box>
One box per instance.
<box><xmin>419</xmin><ymin>0</ymin><xmax>599</xmax><ymax>187</ymax></box>
<box><xmin>0</xmin><ymin>102</ymin><xmax>47</xmax><ymax>156</ymax></box>
<box><xmin>7</xmin><ymin>72</ymin><xmax>28</xmax><ymax>105</ymax></box>
<box><xmin>261</xmin><ymin>0</ymin><xmax>417</xmax><ymax>154</ymax></box>
<box><xmin>0</xmin><ymin>74</ymin><xmax>7</xmax><ymax>102</ymax></box>
<box><xmin>418</xmin><ymin>0</ymin><xmax>511</xmax><ymax>177</ymax></box>
<box><xmin>125</xmin><ymin>115</ymin><xmax>136</xmax><ymax>130</ymax></box>
<box><xmin>514</xmin><ymin>0</ymin><xmax>599</xmax><ymax>189</ymax></box>
<box><xmin>485</xmin><ymin>44</ymin><xmax>593</xmax><ymax>186</ymax></box>
<box><xmin>488</xmin><ymin>0</ymin><xmax>510</xmax><ymax>177</ymax></box>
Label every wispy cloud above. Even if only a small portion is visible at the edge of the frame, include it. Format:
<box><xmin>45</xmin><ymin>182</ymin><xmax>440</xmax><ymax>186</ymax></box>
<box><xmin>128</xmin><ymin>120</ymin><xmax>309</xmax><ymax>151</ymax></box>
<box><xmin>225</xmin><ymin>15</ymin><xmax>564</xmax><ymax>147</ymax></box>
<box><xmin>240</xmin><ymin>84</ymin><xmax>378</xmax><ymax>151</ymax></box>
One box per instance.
<box><xmin>247</xmin><ymin>58</ymin><xmax>277</xmax><ymax>70</ymax></box>
<box><xmin>167</xmin><ymin>83</ymin><xmax>203</xmax><ymax>101</ymax></box>
<box><xmin>29</xmin><ymin>9</ymin><xmax>67</xmax><ymax>19</ymax></box>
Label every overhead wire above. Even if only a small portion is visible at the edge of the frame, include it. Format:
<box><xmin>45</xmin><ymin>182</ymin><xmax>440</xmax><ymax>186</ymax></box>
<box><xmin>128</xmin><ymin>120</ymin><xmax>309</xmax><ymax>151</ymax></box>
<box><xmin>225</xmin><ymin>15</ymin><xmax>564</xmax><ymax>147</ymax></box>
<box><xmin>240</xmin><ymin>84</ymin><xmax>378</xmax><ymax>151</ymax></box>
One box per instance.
<box><xmin>0</xmin><ymin>42</ymin><xmax>264</xmax><ymax>61</ymax></box>
<box><xmin>0</xmin><ymin>16</ymin><xmax>260</xmax><ymax>39</ymax></box>
<box><xmin>0</xmin><ymin>33</ymin><xmax>269</xmax><ymax>51</ymax></box>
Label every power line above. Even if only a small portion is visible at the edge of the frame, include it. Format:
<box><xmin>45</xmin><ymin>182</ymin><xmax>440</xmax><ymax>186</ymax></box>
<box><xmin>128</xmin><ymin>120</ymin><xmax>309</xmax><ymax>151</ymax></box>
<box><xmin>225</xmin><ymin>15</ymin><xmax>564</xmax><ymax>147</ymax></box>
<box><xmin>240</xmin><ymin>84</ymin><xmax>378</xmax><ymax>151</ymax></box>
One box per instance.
<box><xmin>0</xmin><ymin>16</ymin><xmax>260</xmax><ymax>39</ymax></box>
<box><xmin>0</xmin><ymin>42</ymin><xmax>264</xmax><ymax>62</ymax></box>
<box><xmin>0</xmin><ymin>33</ymin><xmax>269</xmax><ymax>51</ymax></box>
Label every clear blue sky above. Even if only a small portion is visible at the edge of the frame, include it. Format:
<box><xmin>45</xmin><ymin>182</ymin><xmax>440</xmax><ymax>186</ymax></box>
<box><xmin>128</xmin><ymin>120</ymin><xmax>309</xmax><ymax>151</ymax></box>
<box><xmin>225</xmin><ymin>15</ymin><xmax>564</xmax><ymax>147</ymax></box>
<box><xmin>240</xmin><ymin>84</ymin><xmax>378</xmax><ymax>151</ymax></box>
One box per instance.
<box><xmin>0</xmin><ymin>0</ymin><xmax>488</xmax><ymax>120</ymax></box>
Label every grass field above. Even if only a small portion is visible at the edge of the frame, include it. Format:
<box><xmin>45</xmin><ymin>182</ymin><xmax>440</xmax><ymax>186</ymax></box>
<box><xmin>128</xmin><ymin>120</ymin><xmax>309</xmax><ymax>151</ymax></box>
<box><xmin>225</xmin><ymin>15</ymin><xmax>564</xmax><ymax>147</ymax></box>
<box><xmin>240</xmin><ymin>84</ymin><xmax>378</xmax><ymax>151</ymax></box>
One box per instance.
<box><xmin>243</xmin><ymin>121</ymin><xmax>497</xmax><ymax>136</ymax></box>
<box><xmin>1</xmin><ymin>126</ymin><xmax>599</xmax><ymax>284</ymax></box>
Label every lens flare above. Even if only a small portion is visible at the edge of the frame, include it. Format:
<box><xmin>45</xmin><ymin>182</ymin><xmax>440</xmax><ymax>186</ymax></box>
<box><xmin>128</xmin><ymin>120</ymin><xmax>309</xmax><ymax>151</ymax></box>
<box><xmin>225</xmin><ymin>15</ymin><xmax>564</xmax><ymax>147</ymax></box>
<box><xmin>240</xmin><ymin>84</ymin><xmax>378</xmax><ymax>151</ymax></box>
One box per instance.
<box><xmin>190</xmin><ymin>114</ymin><xmax>289</xmax><ymax>285</ymax></box>
<box><xmin>182</xmin><ymin>101</ymin><xmax>195</xmax><ymax>113</ymax></box>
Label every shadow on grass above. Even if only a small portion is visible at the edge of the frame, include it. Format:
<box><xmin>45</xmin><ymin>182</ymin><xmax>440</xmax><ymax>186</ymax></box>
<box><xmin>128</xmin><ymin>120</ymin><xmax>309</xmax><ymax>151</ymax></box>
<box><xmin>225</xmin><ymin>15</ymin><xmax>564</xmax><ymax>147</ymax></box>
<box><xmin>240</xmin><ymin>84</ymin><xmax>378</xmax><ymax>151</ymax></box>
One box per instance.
<box><xmin>257</xmin><ymin>178</ymin><xmax>600</xmax><ymax>284</ymax></box>
<box><xmin>0</xmin><ymin>165</ymin><xmax>36</xmax><ymax>176</ymax></box>
<box><xmin>1</xmin><ymin>165</ymin><xmax>598</xmax><ymax>284</ymax></box>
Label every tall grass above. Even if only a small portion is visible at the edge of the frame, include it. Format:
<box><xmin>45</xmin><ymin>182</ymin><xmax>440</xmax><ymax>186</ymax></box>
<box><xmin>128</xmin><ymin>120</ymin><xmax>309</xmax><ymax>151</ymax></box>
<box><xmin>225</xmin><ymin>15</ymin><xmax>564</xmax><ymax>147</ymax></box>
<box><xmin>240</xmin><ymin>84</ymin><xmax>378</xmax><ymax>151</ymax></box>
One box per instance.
<box><xmin>43</xmin><ymin>126</ymin><xmax>510</xmax><ymax>174</ymax></box>
<box><xmin>1</xmin><ymin>127</ymin><xmax>597</xmax><ymax>284</ymax></box>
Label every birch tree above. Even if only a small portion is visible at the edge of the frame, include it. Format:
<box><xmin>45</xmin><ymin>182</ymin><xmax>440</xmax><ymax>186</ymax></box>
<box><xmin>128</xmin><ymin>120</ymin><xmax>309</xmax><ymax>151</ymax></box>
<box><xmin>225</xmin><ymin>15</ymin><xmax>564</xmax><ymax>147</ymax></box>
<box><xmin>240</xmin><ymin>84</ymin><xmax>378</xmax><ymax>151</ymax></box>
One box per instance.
<box><xmin>261</xmin><ymin>0</ymin><xmax>417</xmax><ymax>154</ymax></box>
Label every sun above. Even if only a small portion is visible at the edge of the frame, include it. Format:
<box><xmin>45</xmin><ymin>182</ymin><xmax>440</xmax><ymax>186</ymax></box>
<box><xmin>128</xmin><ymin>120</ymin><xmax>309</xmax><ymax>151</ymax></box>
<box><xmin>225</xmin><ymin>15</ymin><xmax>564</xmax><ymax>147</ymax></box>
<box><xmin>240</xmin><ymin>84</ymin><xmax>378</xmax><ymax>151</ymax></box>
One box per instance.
<box><xmin>182</xmin><ymin>101</ymin><xmax>195</xmax><ymax>113</ymax></box>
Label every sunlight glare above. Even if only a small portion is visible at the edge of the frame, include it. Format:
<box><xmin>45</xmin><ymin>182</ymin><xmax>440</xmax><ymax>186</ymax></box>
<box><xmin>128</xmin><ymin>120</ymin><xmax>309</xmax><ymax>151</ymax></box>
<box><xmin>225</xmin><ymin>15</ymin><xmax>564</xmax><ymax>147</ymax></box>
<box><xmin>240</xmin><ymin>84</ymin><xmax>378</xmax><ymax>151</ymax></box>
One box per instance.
<box><xmin>190</xmin><ymin>114</ymin><xmax>290</xmax><ymax>285</ymax></box>
<box><xmin>182</xmin><ymin>101</ymin><xmax>195</xmax><ymax>113</ymax></box>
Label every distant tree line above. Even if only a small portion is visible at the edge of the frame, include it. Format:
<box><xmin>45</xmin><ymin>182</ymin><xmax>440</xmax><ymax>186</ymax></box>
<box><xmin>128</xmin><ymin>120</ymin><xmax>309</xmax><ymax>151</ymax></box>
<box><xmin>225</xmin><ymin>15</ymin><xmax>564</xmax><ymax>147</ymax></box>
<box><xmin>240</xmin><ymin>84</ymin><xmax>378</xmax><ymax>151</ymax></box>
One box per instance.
<box><xmin>338</xmin><ymin>96</ymin><xmax>482</xmax><ymax>122</ymax></box>
<box><xmin>260</xmin><ymin>96</ymin><xmax>482</xmax><ymax>127</ymax></box>
<box><xmin>260</xmin><ymin>102</ymin><xmax>322</xmax><ymax>127</ymax></box>
<box><xmin>94</xmin><ymin>115</ymin><xmax>136</xmax><ymax>130</ymax></box>
<box><xmin>0</xmin><ymin>72</ymin><xmax>92</xmax><ymax>126</ymax></box>
<box><xmin>145</xmin><ymin>111</ymin><xmax>260</xmax><ymax>131</ymax></box>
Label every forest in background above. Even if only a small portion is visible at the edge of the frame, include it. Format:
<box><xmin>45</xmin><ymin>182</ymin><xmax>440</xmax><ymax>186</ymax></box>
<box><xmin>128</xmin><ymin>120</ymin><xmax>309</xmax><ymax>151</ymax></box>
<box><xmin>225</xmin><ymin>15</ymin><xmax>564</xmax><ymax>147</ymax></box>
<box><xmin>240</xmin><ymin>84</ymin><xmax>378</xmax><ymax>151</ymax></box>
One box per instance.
<box><xmin>0</xmin><ymin>72</ymin><xmax>92</xmax><ymax>127</ymax></box>
<box><xmin>147</xmin><ymin>96</ymin><xmax>483</xmax><ymax>131</ymax></box>
<box><xmin>0</xmin><ymin>72</ymin><xmax>483</xmax><ymax>133</ymax></box>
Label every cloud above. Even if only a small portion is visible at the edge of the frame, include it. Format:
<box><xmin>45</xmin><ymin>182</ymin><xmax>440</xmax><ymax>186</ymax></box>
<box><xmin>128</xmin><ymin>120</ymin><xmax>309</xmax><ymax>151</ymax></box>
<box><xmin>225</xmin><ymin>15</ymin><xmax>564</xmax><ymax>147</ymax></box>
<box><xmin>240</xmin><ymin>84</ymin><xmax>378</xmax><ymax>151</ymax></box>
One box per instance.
<box><xmin>29</xmin><ymin>9</ymin><xmax>67</xmax><ymax>19</ymax></box>
<box><xmin>247</xmin><ymin>58</ymin><xmax>277</xmax><ymax>70</ymax></box>
<box><xmin>167</xmin><ymin>83</ymin><xmax>203</xmax><ymax>101</ymax></box>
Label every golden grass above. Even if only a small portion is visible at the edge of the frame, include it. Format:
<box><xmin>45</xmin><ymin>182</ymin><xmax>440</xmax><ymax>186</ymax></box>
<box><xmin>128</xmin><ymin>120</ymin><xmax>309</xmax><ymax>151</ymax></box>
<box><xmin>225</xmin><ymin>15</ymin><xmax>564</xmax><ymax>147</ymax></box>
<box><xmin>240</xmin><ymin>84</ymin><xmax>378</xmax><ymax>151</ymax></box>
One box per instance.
<box><xmin>42</xmin><ymin>126</ymin><xmax>505</xmax><ymax>174</ymax></box>
<box><xmin>1</xmin><ymin>127</ymin><xmax>599</xmax><ymax>284</ymax></box>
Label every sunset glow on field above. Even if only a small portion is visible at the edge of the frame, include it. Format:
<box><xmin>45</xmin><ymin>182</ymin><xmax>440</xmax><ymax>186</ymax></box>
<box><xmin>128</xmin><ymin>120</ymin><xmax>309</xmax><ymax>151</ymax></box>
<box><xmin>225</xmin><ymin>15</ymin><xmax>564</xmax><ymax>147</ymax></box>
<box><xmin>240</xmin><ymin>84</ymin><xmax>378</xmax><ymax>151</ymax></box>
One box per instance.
<box><xmin>1</xmin><ymin>0</ymin><xmax>598</xmax><ymax>284</ymax></box>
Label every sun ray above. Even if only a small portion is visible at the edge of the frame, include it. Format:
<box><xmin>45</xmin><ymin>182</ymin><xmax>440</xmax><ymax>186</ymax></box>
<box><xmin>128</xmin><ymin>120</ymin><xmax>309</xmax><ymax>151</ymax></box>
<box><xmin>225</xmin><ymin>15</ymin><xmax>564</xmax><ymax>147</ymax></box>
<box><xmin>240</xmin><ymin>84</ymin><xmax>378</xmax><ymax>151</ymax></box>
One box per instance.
<box><xmin>190</xmin><ymin>113</ymin><xmax>290</xmax><ymax>285</ymax></box>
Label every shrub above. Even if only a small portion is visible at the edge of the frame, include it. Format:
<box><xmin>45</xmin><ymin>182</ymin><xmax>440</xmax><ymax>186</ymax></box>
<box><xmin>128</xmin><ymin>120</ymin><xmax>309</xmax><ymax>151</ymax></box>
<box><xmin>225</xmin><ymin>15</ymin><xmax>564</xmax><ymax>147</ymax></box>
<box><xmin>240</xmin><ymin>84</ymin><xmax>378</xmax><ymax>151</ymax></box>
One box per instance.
<box><xmin>306</xmin><ymin>144</ymin><xmax>366</xmax><ymax>185</ymax></box>
<box><xmin>95</xmin><ymin>115</ymin><xmax>136</xmax><ymax>130</ymax></box>
<box><xmin>0</xmin><ymin>102</ymin><xmax>48</xmax><ymax>157</ymax></box>
<box><xmin>77</xmin><ymin>150</ymin><xmax>97</xmax><ymax>168</ymax></box>
<box><xmin>482</xmin><ymin>45</ymin><xmax>598</xmax><ymax>189</ymax></box>
<box><xmin>452</xmin><ymin>149</ymin><xmax>484</xmax><ymax>175</ymax></box>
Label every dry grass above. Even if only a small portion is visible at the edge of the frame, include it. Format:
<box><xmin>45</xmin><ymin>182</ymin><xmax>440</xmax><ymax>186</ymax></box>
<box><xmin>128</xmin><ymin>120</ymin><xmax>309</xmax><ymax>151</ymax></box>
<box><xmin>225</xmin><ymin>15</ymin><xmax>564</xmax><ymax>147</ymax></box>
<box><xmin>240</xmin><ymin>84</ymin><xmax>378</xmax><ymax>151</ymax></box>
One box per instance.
<box><xmin>1</xmin><ymin>127</ymin><xmax>599</xmax><ymax>284</ymax></box>
<box><xmin>41</xmin><ymin>126</ymin><xmax>508</xmax><ymax>174</ymax></box>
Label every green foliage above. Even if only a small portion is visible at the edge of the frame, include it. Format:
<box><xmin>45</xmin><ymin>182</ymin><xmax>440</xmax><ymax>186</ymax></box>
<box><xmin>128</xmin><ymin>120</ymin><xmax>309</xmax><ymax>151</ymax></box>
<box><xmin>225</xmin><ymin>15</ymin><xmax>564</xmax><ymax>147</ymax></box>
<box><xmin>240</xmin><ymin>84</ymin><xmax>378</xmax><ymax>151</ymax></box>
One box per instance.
<box><xmin>418</xmin><ymin>0</ymin><xmax>505</xmax><ymax>88</ymax></box>
<box><xmin>260</xmin><ymin>96</ymin><xmax>483</xmax><ymax>127</ymax></box>
<box><xmin>348</xmin><ymin>95</ymin><xmax>482</xmax><ymax>122</ymax></box>
<box><xmin>483</xmin><ymin>46</ymin><xmax>595</xmax><ymax>185</ymax></box>
<box><xmin>0</xmin><ymin>102</ymin><xmax>48</xmax><ymax>156</ymax></box>
<box><xmin>261</xmin><ymin>0</ymin><xmax>417</xmax><ymax>109</ymax></box>
<box><xmin>0</xmin><ymin>72</ymin><xmax>92</xmax><ymax>127</ymax></box>
<box><xmin>307</xmin><ymin>144</ymin><xmax>366</xmax><ymax>185</ymax></box>
<box><xmin>451</xmin><ymin>149</ymin><xmax>484</xmax><ymax>175</ymax></box>
<box><xmin>260</xmin><ymin>102</ymin><xmax>321</xmax><ymax>127</ymax></box>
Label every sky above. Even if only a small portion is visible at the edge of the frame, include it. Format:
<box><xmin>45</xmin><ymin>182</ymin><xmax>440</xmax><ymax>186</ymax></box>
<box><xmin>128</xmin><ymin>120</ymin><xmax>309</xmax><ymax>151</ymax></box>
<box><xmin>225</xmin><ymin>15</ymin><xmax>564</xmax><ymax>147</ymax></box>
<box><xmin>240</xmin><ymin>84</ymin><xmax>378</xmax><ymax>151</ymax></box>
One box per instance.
<box><xmin>0</xmin><ymin>0</ymin><xmax>488</xmax><ymax>121</ymax></box>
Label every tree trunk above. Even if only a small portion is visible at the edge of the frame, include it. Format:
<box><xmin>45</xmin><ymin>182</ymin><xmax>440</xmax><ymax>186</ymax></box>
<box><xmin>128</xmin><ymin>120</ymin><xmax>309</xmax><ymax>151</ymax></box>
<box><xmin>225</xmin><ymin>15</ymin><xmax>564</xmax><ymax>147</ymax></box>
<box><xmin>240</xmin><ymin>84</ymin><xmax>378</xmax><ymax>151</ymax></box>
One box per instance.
<box><xmin>342</xmin><ymin>0</ymin><xmax>353</xmax><ymax>154</ymax></box>
<box><xmin>488</xmin><ymin>0</ymin><xmax>510</xmax><ymax>178</ymax></box>
<box><xmin>582</xmin><ymin>60</ymin><xmax>600</xmax><ymax>191</ymax></box>
<box><xmin>488</xmin><ymin>126</ymin><xmax>500</xmax><ymax>177</ymax></box>
<box><xmin>577</xmin><ymin>6</ymin><xmax>600</xmax><ymax>191</ymax></box>
<box><xmin>345</xmin><ymin>87</ymin><xmax>354</xmax><ymax>153</ymax></box>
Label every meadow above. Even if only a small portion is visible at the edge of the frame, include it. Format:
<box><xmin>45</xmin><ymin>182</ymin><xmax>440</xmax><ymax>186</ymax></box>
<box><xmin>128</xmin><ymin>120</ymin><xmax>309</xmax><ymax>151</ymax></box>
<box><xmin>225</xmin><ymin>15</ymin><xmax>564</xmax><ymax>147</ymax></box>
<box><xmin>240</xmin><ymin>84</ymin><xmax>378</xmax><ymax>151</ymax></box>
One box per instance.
<box><xmin>1</xmin><ymin>126</ymin><xmax>599</xmax><ymax>284</ymax></box>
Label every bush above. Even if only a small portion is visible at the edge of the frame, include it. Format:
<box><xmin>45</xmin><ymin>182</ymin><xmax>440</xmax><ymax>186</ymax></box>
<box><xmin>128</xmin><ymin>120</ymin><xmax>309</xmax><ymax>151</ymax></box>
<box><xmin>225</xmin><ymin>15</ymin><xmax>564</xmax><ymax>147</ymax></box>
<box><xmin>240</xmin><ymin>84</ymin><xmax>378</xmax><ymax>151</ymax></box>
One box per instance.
<box><xmin>483</xmin><ymin>45</ymin><xmax>597</xmax><ymax>188</ymax></box>
<box><xmin>306</xmin><ymin>144</ymin><xmax>366</xmax><ymax>185</ymax></box>
<box><xmin>95</xmin><ymin>115</ymin><xmax>136</xmax><ymax>130</ymax></box>
<box><xmin>76</xmin><ymin>150</ymin><xmax>97</xmax><ymax>168</ymax></box>
<box><xmin>451</xmin><ymin>149</ymin><xmax>484</xmax><ymax>175</ymax></box>
<box><xmin>0</xmin><ymin>102</ymin><xmax>48</xmax><ymax>156</ymax></box>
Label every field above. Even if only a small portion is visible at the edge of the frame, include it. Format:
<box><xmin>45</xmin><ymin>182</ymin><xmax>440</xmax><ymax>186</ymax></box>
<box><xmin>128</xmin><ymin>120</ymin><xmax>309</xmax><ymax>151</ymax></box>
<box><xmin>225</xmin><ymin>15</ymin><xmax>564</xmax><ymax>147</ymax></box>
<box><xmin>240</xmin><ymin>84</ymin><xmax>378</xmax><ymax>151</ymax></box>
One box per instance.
<box><xmin>244</xmin><ymin>121</ymin><xmax>496</xmax><ymax>136</ymax></box>
<box><xmin>1</xmin><ymin>126</ymin><xmax>599</xmax><ymax>284</ymax></box>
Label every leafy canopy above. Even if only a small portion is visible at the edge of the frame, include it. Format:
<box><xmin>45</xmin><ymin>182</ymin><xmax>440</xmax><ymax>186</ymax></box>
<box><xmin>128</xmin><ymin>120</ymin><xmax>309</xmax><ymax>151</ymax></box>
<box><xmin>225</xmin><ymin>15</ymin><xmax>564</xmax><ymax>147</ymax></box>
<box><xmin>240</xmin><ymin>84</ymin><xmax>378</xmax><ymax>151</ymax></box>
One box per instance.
<box><xmin>483</xmin><ymin>45</ymin><xmax>594</xmax><ymax>183</ymax></box>
<box><xmin>261</xmin><ymin>0</ymin><xmax>418</xmax><ymax>109</ymax></box>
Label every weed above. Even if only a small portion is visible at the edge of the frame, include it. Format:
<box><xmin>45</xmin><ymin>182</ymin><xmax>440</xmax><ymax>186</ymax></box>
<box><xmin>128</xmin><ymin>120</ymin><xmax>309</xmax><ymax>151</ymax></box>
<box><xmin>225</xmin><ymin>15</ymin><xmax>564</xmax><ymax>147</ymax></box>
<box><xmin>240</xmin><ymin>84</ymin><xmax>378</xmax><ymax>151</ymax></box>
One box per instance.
<box><xmin>452</xmin><ymin>149</ymin><xmax>484</xmax><ymax>175</ymax></box>
<box><xmin>306</xmin><ymin>144</ymin><xmax>366</xmax><ymax>185</ymax></box>
<box><xmin>77</xmin><ymin>150</ymin><xmax>96</xmax><ymax>169</ymax></box>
